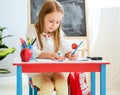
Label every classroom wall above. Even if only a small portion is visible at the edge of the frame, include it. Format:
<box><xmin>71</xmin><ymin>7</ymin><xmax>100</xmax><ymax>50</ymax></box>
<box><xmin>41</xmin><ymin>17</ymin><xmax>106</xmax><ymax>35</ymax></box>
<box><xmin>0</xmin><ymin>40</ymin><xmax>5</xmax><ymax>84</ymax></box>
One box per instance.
<box><xmin>0</xmin><ymin>0</ymin><xmax>120</xmax><ymax>89</ymax></box>
<box><xmin>90</xmin><ymin>7</ymin><xmax>120</xmax><ymax>88</ymax></box>
<box><xmin>0</xmin><ymin>0</ymin><xmax>27</xmax><ymax>77</ymax></box>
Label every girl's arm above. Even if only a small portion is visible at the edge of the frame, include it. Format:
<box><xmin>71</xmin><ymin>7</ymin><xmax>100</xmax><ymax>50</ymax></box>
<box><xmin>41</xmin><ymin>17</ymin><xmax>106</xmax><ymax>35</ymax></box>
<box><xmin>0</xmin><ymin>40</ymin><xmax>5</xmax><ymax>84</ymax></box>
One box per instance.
<box><xmin>37</xmin><ymin>52</ymin><xmax>65</xmax><ymax>60</ymax></box>
<box><xmin>60</xmin><ymin>30</ymin><xmax>78</xmax><ymax>60</ymax></box>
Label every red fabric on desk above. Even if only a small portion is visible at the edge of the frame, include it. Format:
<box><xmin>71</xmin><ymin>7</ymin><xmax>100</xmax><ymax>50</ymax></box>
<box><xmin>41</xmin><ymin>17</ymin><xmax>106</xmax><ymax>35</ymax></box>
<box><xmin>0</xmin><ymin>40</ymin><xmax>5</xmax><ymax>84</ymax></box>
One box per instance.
<box><xmin>69</xmin><ymin>72</ymin><xmax>90</xmax><ymax>95</ymax></box>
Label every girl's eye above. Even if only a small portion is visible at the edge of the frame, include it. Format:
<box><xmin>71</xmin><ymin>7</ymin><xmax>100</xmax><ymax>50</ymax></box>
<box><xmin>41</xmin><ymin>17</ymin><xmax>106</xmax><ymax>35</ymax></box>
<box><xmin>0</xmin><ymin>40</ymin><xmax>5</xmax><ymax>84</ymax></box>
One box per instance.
<box><xmin>56</xmin><ymin>22</ymin><xmax>60</xmax><ymax>24</ymax></box>
<box><xmin>49</xmin><ymin>20</ymin><xmax>53</xmax><ymax>23</ymax></box>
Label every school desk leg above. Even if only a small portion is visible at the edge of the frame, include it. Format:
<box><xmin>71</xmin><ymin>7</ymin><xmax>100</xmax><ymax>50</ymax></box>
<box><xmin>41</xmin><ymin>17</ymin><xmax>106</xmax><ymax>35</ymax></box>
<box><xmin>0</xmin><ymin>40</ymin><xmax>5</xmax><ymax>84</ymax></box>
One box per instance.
<box><xmin>100</xmin><ymin>64</ymin><xmax>106</xmax><ymax>95</ymax></box>
<box><xmin>17</xmin><ymin>66</ymin><xmax>22</xmax><ymax>95</ymax></box>
<box><xmin>91</xmin><ymin>72</ymin><xmax>96</xmax><ymax>95</ymax></box>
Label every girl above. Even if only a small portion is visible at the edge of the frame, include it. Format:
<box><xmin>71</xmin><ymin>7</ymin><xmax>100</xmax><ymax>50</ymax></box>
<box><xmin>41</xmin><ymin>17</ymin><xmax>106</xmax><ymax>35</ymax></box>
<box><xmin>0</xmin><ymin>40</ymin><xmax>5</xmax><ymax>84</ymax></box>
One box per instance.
<box><xmin>26</xmin><ymin>0</ymin><xmax>77</xmax><ymax>95</ymax></box>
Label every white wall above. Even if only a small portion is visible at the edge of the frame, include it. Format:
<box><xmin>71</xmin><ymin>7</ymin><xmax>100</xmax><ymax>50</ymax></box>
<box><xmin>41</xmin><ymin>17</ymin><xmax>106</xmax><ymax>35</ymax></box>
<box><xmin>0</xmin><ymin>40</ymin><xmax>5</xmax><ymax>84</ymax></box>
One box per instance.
<box><xmin>0</xmin><ymin>0</ymin><xmax>27</xmax><ymax>77</ymax></box>
<box><xmin>90</xmin><ymin>7</ymin><xmax>120</xmax><ymax>88</ymax></box>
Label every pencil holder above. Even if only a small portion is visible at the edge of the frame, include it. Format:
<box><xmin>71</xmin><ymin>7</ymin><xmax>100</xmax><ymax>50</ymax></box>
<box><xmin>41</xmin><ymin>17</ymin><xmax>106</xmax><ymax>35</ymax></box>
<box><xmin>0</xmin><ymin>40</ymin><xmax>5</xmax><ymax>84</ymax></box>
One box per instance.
<box><xmin>20</xmin><ymin>45</ymin><xmax>33</xmax><ymax>62</ymax></box>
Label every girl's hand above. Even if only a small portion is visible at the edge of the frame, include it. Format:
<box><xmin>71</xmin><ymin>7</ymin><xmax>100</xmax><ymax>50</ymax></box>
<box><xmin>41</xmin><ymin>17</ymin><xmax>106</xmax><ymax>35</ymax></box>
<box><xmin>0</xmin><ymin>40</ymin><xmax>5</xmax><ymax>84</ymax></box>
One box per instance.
<box><xmin>48</xmin><ymin>53</ymin><xmax>65</xmax><ymax>61</ymax></box>
<box><xmin>65</xmin><ymin>51</ymin><xmax>78</xmax><ymax>60</ymax></box>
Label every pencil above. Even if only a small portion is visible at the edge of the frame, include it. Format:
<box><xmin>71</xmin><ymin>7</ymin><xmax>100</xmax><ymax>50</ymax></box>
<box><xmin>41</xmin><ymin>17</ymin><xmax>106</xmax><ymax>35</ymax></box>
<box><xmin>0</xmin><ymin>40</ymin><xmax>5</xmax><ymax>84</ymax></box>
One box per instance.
<box><xmin>71</xmin><ymin>41</ymin><xmax>83</xmax><ymax>55</ymax></box>
<box><xmin>27</xmin><ymin>38</ymin><xmax>31</xmax><ymax>45</ymax></box>
<box><xmin>31</xmin><ymin>38</ymin><xmax>36</xmax><ymax>45</ymax></box>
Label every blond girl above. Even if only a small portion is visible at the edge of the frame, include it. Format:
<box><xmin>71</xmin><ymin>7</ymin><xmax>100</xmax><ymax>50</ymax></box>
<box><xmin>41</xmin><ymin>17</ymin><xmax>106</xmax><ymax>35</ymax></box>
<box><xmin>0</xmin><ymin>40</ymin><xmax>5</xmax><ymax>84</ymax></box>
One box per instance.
<box><xmin>26</xmin><ymin>0</ymin><xmax>77</xmax><ymax>95</ymax></box>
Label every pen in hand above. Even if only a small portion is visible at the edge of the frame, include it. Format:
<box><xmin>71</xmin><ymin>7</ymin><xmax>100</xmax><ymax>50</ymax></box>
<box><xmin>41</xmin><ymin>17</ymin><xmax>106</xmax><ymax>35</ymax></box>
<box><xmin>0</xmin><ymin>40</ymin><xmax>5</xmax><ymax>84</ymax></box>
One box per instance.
<box><xmin>71</xmin><ymin>41</ymin><xmax>83</xmax><ymax>55</ymax></box>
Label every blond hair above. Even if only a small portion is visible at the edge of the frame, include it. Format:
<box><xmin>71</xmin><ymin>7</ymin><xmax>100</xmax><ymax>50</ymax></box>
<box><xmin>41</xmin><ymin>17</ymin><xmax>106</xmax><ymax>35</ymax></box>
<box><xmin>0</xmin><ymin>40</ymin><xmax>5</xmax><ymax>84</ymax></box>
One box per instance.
<box><xmin>35</xmin><ymin>0</ymin><xmax>64</xmax><ymax>52</ymax></box>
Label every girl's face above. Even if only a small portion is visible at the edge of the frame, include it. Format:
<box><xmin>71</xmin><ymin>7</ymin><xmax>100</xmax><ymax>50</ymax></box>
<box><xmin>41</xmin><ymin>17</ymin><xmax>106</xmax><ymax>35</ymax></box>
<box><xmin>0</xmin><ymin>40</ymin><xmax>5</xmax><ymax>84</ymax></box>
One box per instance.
<box><xmin>43</xmin><ymin>11</ymin><xmax>63</xmax><ymax>33</ymax></box>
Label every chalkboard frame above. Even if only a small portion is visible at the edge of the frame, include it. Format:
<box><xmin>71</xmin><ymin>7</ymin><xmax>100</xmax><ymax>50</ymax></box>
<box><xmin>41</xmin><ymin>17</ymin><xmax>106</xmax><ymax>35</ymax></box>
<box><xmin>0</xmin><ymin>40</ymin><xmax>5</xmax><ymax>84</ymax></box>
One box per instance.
<box><xmin>28</xmin><ymin>0</ymin><xmax>87</xmax><ymax>37</ymax></box>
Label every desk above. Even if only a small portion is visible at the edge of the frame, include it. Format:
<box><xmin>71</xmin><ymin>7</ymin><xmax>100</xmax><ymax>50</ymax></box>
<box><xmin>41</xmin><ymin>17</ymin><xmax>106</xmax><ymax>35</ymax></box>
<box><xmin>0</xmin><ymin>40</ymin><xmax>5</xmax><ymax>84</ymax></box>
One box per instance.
<box><xmin>13</xmin><ymin>59</ymin><xmax>110</xmax><ymax>95</ymax></box>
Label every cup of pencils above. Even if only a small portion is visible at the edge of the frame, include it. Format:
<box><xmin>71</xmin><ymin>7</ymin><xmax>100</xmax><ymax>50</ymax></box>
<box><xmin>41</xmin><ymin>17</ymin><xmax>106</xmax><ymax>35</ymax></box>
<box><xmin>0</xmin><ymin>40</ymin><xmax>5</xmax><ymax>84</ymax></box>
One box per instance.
<box><xmin>20</xmin><ymin>37</ymin><xmax>36</xmax><ymax>62</ymax></box>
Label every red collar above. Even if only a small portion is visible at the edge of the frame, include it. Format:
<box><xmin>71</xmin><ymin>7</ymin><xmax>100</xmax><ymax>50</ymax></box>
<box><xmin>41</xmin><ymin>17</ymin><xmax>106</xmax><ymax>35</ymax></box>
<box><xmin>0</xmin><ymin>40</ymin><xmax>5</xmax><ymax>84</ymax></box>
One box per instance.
<box><xmin>42</xmin><ymin>32</ymin><xmax>51</xmax><ymax>38</ymax></box>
